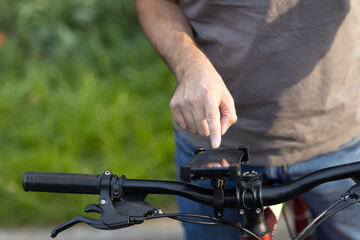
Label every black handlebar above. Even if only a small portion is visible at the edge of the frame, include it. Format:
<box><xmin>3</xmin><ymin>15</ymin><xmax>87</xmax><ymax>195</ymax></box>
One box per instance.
<box><xmin>23</xmin><ymin>161</ymin><xmax>360</xmax><ymax>207</ymax></box>
<box><xmin>23</xmin><ymin>171</ymin><xmax>101</xmax><ymax>194</ymax></box>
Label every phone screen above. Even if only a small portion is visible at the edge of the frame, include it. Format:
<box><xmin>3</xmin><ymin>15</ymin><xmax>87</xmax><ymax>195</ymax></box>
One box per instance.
<box><xmin>189</xmin><ymin>149</ymin><xmax>244</xmax><ymax>165</ymax></box>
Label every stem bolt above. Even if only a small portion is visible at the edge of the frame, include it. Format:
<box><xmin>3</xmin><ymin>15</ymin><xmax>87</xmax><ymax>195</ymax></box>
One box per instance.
<box><xmin>256</xmin><ymin>208</ymin><xmax>262</xmax><ymax>214</ymax></box>
<box><xmin>100</xmin><ymin>199</ymin><xmax>107</xmax><ymax>206</ymax></box>
<box><xmin>239</xmin><ymin>209</ymin><xmax>245</xmax><ymax>215</ymax></box>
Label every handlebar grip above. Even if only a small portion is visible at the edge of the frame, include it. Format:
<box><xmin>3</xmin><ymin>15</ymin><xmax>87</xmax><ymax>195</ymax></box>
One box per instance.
<box><xmin>23</xmin><ymin>171</ymin><xmax>102</xmax><ymax>194</ymax></box>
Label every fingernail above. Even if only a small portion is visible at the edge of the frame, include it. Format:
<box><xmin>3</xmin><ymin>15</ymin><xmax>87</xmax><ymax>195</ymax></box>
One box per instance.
<box><xmin>211</xmin><ymin>138</ymin><xmax>219</xmax><ymax>148</ymax></box>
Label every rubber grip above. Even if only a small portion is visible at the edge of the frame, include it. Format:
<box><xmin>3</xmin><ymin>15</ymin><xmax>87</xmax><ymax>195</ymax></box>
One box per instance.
<box><xmin>23</xmin><ymin>171</ymin><xmax>102</xmax><ymax>194</ymax></box>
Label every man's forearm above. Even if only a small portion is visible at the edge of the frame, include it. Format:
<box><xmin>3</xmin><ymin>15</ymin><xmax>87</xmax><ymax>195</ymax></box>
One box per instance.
<box><xmin>135</xmin><ymin>0</ymin><xmax>211</xmax><ymax>81</ymax></box>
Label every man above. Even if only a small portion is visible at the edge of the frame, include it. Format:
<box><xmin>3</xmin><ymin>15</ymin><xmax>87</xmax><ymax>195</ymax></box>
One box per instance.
<box><xmin>135</xmin><ymin>0</ymin><xmax>360</xmax><ymax>239</ymax></box>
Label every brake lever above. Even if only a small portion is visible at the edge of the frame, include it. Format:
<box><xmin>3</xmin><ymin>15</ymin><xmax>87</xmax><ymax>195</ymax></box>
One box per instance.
<box><xmin>51</xmin><ymin>171</ymin><xmax>153</xmax><ymax>238</ymax></box>
<box><xmin>51</xmin><ymin>214</ymin><xmax>111</xmax><ymax>238</ymax></box>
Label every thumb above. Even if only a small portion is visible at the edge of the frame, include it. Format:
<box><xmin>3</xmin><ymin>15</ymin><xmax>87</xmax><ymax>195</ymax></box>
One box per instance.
<box><xmin>219</xmin><ymin>96</ymin><xmax>237</xmax><ymax>135</ymax></box>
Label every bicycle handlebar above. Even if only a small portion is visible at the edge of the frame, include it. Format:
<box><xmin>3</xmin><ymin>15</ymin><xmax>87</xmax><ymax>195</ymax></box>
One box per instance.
<box><xmin>23</xmin><ymin>171</ymin><xmax>101</xmax><ymax>194</ymax></box>
<box><xmin>23</xmin><ymin>161</ymin><xmax>360</xmax><ymax>207</ymax></box>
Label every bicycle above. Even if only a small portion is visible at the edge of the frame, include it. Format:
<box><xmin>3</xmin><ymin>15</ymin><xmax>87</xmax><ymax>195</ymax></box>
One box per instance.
<box><xmin>23</xmin><ymin>147</ymin><xmax>360</xmax><ymax>240</ymax></box>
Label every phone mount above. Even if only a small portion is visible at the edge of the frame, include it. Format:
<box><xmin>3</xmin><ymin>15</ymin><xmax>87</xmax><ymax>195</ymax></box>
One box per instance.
<box><xmin>50</xmin><ymin>170</ymin><xmax>153</xmax><ymax>238</ymax></box>
<box><xmin>180</xmin><ymin>147</ymin><xmax>249</xmax><ymax>182</ymax></box>
<box><xmin>180</xmin><ymin>147</ymin><xmax>249</xmax><ymax>218</ymax></box>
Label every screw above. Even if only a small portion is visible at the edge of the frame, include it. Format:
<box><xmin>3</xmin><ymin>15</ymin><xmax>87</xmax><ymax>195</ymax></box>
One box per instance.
<box><xmin>153</xmin><ymin>208</ymin><xmax>163</xmax><ymax>215</ymax></box>
<box><xmin>105</xmin><ymin>170</ymin><xmax>111</xmax><ymax>175</ymax></box>
<box><xmin>113</xmin><ymin>190</ymin><xmax>119</xmax><ymax>196</ymax></box>
<box><xmin>239</xmin><ymin>209</ymin><xmax>245</xmax><ymax>215</ymax></box>
<box><xmin>243</xmin><ymin>171</ymin><xmax>258</xmax><ymax>177</ymax></box>
<box><xmin>256</xmin><ymin>208</ymin><xmax>262</xmax><ymax>214</ymax></box>
<box><xmin>194</xmin><ymin>147</ymin><xmax>205</xmax><ymax>154</ymax></box>
<box><xmin>100</xmin><ymin>199</ymin><xmax>107</xmax><ymax>206</ymax></box>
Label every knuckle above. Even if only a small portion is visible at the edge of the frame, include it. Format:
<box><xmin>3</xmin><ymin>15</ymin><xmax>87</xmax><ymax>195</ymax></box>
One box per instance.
<box><xmin>209</xmin><ymin>128</ymin><xmax>219</xmax><ymax>135</ymax></box>
<box><xmin>186</xmin><ymin>96</ymin><xmax>199</xmax><ymax>106</ymax></box>
<box><xmin>169</xmin><ymin>98</ymin><xmax>177</xmax><ymax>108</ymax></box>
<box><xmin>208</xmin><ymin>122</ymin><xmax>220</xmax><ymax>134</ymax></box>
<box><xmin>204</xmin><ymin>93</ymin><xmax>216</xmax><ymax>103</ymax></box>
<box><xmin>170</xmin><ymin>99</ymin><xmax>181</xmax><ymax>111</ymax></box>
<box><xmin>201</xmin><ymin>88</ymin><xmax>211</xmax><ymax>98</ymax></box>
<box><xmin>206</xmin><ymin>112</ymin><xmax>217</xmax><ymax>122</ymax></box>
<box><xmin>230</xmin><ymin>115</ymin><xmax>238</xmax><ymax>124</ymax></box>
<box><xmin>226</xmin><ymin>92</ymin><xmax>234</xmax><ymax>101</ymax></box>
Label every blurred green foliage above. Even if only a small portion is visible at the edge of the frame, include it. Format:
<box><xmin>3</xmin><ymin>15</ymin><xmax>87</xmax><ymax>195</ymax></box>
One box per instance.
<box><xmin>0</xmin><ymin>0</ymin><xmax>177</xmax><ymax>226</ymax></box>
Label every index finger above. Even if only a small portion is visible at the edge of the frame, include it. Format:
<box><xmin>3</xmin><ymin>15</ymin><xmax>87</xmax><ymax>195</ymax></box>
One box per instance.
<box><xmin>205</xmin><ymin>103</ymin><xmax>221</xmax><ymax>149</ymax></box>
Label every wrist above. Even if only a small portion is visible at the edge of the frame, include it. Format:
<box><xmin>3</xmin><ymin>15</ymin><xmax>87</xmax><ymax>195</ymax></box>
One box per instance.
<box><xmin>175</xmin><ymin>51</ymin><xmax>216</xmax><ymax>84</ymax></box>
<box><xmin>168</xmin><ymin>35</ymin><xmax>214</xmax><ymax>83</ymax></box>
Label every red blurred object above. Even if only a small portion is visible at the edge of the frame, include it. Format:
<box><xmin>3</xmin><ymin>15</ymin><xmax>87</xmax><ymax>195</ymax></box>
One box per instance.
<box><xmin>0</xmin><ymin>32</ymin><xmax>7</xmax><ymax>48</ymax></box>
<box><xmin>290</xmin><ymin>196</ymin><xmax>312</xmax><ymax>240</ymax></box>
<box><xmin>241</xmin><ymin>208</ymin><xmax>275</xmax><ymax>240</ymax></box>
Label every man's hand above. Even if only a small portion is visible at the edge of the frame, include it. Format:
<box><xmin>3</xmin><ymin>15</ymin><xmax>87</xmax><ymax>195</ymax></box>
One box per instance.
<box><xmin>135</xmin><ymin>0</ymin><xmax>237</xmax><ymax>148</ymax></box>
<box><xmin>170</xmin><ymin>63</ymin><xmax>237</xmax><ymax>148</ymax></box>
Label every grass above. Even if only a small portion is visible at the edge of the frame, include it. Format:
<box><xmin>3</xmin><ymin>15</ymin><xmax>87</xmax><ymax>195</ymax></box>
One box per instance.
<box><xmin>0</xmin><ymin>0</ymin><xmax>178</xmax><ymax>226</ymax></box>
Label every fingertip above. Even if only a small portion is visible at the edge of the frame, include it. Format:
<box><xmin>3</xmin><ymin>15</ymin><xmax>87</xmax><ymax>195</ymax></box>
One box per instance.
<box><xmin>213</xmin><ymin>162</ymin><xmax>222</xmax><ymax>167</ymax></box>
<box><xmin>211</xmin><ymin>137</ymin><xmax>221</xmax><ymax>149</ymax></box>
<box><xmin>220</xmin><ymin>158</ymin><xmax>230</xmax><ymax>167</ymax></box>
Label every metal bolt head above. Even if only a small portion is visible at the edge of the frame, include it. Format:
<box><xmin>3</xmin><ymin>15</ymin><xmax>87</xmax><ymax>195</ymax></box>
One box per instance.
<box><xmin>194</xmin><ymin>147</ymin><xmax>205</xmax><ymax>154</ymax></box>
<box><xmin>256</xmin><ymin>208</ymin><xmax>262</xmax><ymax>214</ymax></box>
<box><xmin>243</xmin><ymin>171</ymin><xmax>259</xmax><ymax>177</ymax></box>
<box><xmin>239</xmin><ymin>209</ymin><xmax>245</xmax><ymax>215</ymax></box>
<box><xmin>153</xmin><ymin>208</ymin><xmax>163</xmax><ymax>215</ymax></box>
<box><xmin>343</xmin><ymin>194</ymin><xmax>350</xmax><ymax>201</ymax></box>
<box><xmin>99</xmin><ymin>199</ymin><xmax>107</xmax><ymax>206</ymax></box>
<box><xmin>105</xmin><ymin>170</ymin><xmax>111</xmax><ymax>175</ymax></box>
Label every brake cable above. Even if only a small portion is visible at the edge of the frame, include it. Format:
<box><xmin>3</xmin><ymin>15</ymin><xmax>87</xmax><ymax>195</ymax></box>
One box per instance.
<box><xmin>294</xmin><ymin>185</ymin><xmax>360</xmax><ymax>240</ymax></box>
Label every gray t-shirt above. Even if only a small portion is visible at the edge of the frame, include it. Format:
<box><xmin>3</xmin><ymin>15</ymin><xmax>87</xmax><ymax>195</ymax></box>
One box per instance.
<box><xmin>176</xmin><ymin>0</ymin><xmax>360</xmax><ymax>166</ymax></box>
